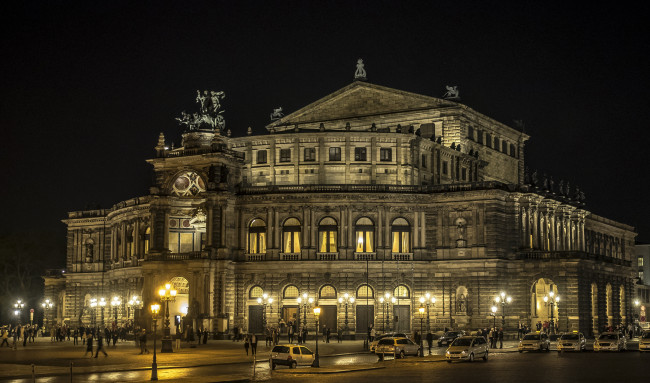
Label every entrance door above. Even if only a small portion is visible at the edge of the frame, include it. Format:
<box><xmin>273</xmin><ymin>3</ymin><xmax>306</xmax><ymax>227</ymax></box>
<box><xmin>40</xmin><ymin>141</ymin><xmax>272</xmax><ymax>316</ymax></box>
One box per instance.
<box><xmin>356</xmin><ymin>305</ymin><xmax>374</xmax><ymax>334</ymax></box>
<box><xmin>248</xmin><ymin>305</ymin><xmax>264</xmax><ymax>334</ymax></box>
<box><xmin>282</xmin><ymin>306</ymin><xmax>298</xmax><ymax>332</ymax></box>
<box><xmin>393</xmin><ymin>305</ymin><xmax>411</xmax><ymax>333</ymax></box>
<box><xmin>320</xmin><ymin>305</ymin><xmax>337</xmax><ymax>334</ymax></box>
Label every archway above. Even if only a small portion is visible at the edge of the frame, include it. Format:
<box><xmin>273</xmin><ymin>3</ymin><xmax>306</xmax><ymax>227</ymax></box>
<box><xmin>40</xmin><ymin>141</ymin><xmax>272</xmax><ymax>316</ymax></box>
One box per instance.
<box><xmin>530</xmin><ymin>278</ymin><xmax>559</xmax><ymax>330</ymax></box>
<box><xmin>168</xmin><ymin>277</ymin><xmax>189</xmax><ymax>335</ymax></box>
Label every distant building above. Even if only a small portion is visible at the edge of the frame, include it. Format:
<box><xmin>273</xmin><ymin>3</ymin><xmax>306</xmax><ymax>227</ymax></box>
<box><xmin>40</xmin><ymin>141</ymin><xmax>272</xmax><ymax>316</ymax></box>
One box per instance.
<box><xmin>44</xmin><ymin>80</ymin><xmax>637</xmax><ymax>336</ymax></box>
<box><xmin>634</xmin><ymin>243</ymin><xmax>650</xmax><ymax>323</ymax></box>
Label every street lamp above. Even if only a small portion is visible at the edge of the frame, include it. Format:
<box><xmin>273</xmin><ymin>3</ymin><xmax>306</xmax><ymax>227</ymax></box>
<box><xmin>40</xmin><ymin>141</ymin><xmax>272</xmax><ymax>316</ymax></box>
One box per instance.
<box><xmin>418</xmin><ymin>293</ymin><xmax>436</xmax><ymax>333</ymax></box>
<box><xmin>111</xmin><ymin>296</ymin><xmax>121</xmax><ymax>326</ymax></box>
<box><xmin>14</xmin><ymin>299</ymin><xmax>25</xmax><ymax>325</ymax></box>
<box><xmin>313</xmin><ymin>306</ymin><xmax>321</xmax><ymax>367</ymax></box>
<box><xmin>418</xmin><ymin>306</ymin><xmax>425</xmax><ymax>357</ymax></box>
<box><xmin>128</xmin><ymin>295</ymin><xmax>143</xmax><ymax>323</ymax></box>
<box><xmin>494</xmin><ymin>291</ymin><xmax>512</xmax><ymax>327</ymax></box>
<box><xmin>41</xmin><ymin>299</ymin><xmax>54</xmax><ymax>334</ymax></box>
<box><xmin>158</xmin><ymin>283</ymin><xmax>177</xmax><ymax>353</ymax></box>
<box><xmin>257</xmin><ymin>293</ymin><xmax>273</xmax><ymax>329</ymax></box>
<box><xmin>378</xmin><ymin>293</ymin><xmax>396</xmax><ymax>333</ymax></box>
<box><xmin>543</xmin><ymin>291</ymin><xmax>560</xmax><ymax>334</ymax></box>
<box><xmin>150</xmin><ymin>303</ymin><xmax>160</xmax><ymax>381</ymax></box>
<box><xmin>338</xmin><ymin>293</ymin><xmax>355</xmax><ymax>339</ymax></box>
<box><xmin>90</xmin><ymin>298</ymin><xmax>98</xmax><ymax>328</ymax></box>
<box><xmin>491</xmin><ymin>305</ymin><xmax>498</xmax><ymax>328</ymax></box>
<box><xmin>296</xmin><ymin>293</ymin><xmax>314</xmax><ymax>334</ymax></box>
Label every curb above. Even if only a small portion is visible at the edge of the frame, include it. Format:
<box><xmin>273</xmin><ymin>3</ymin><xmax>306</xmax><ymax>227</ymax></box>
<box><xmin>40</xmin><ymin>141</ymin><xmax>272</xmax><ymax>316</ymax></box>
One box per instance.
<box><xmin>275</xmin><ymin>365</ymin><xmax>385</xmax><ymax>375</ymax></box>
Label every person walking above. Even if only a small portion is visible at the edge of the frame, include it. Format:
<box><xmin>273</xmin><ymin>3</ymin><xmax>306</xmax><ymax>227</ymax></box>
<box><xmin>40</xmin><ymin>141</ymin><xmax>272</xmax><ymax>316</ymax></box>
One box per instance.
<box><xmin>288</xmin><ymin>325</ymin><xmax>294</xmax><ymax>344</ymax></box>
<box><xmin>0</xmin><ymin>329</ymin><xmax>9</xmax><ymax>347</ymax></box>
<box><xmin>326</xmin><ymin>327</ymin><xmax>331</xmax><ymax>343</ymax></box>
<box><xmin>244</xmin><ymin>334</ymin><xmax>250</xmax><ymax>355</ymax></box>
<box><xmin>139</xmin><ymin>330</ymin><xmax>149</xmax><ymax>354</ymax></box>
<box><xmin>84</xmin><ymin>333</ymin><xmax>94</xmax><ymax>357</ymax></box>
<box><xmin>251</xmin><ymin>333</ymin><xmax>258</xmax><ymax>356</ymax></box>
<box><xmin>94</xmin><ymin>335</ymin><xmax>108</xmax><ymax>358</ymax></box>
<box><xmin>370</xmin><ymin>326</ymin><xmax>376</xmax><ymax>342</ymax></box>
<box><xmin>426</xmin><ymin>331</ymin><xmax>433</xmax><ymax>355</ymax></box>
<box><xmin>498</xmin><ymin>328</ymin><xmax>504</xmax><ymax>349</ymax></box>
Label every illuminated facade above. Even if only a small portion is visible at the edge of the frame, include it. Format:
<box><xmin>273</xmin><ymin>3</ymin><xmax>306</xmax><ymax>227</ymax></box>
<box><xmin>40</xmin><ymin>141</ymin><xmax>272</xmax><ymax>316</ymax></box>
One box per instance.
<box><xmin>45</xmin><ymin>81</ymin><xmax>637</xmax><ymax>336</ymax></box>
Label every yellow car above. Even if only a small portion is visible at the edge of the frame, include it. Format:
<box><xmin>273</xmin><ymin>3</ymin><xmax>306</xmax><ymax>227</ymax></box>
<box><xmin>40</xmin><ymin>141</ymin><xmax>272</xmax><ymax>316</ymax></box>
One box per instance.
<box><xmin>593</xmin><ymin>332</ymin><xmax>626</xmax><ymax>352</ymax></box>
<box><xmin>638</xmin><ymin>331</ymin><xmax>650</xmax><ymax>352</ymax></box>
<box><xmin>518</xmin><ymin>333</ymin><xmax>550</xmax><ymax>352</ymax></box>
<box><xmin>557</xmin><ymin>332</ymin><xmax>586</xmax><ymax>352</ymax></box>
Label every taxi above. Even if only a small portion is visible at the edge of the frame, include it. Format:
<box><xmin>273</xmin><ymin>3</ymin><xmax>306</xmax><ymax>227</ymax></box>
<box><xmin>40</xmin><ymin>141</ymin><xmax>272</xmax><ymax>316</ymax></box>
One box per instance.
<box><xmin>557</xmin><ymin>332</ymin><xmax>586</xmax><ymax>352</ymax></box>
<box><xmin>518</xmin><ymin>332</ymin><xmax>550</xmax><ymax>352</ymax></box>
<box><xmin>445</xmin><ymin>336</ymin><xmax>489</xmax><ymax>362</ymax></box>
<box><xmin>593</xmin><ymin>332</ymin><xmax>626</xmax><ymax>352</ymax></box>
<box><xmin>637</xmin><ymin>331</ymin><xmax>650</xmax><ymax>352</ymax></box>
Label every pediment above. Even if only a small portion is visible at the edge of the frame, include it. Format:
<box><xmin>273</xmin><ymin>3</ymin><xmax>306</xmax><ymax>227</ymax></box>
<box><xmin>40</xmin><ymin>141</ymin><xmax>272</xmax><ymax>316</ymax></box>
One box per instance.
<box><xmin>266</xmin><ymin>81</ymin><xmax>457</xmax><ymax>131</ymax></box>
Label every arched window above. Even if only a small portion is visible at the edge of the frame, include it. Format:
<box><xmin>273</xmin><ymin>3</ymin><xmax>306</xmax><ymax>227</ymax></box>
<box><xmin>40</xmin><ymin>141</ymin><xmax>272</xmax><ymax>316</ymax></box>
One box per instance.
<box><xmin>357</xmin><ymin>284</ymin><xmax>374</xmax><ymax>299</ymax></box>
<box><xmin>248</xmin><ymin>219</ymin><xmax>267</xmax><ymax>254</ymax></box>
<box><xmin>249</xmin><ymin>286</ymin><xmax>264</xmax><ymax>299</ymax></box>
<box><xmin>391</xmin><ymin>218</ymin><xmax>411</xmax><ymax>253</ymax></box>
<box><xmin>284</xmin><ymin>285</ymin><xmax>299</xmax><ymax>299</ymax></box>
<box><xmin>318</xmin><ymin>217</ymin><xmax>338</xmax><ymax>253</ymax></box>
<box><xmin>320</xmin><ymin>285</ymin><xmax>337</xmax><ymax>299</ymax></box>
<box><xmin>355</xmin><ymin>217</ymin><xmax>374</xmax><ymax>253</ymax></box>
<box><xmin>282</xmin><ymin>218</ymin><xmax>301</xmax><ymax>253</ymax></box>
<box><xmin>394</xmin><ymin>285</ymin><xmax>410</xmax><ymax>299</ymax></box>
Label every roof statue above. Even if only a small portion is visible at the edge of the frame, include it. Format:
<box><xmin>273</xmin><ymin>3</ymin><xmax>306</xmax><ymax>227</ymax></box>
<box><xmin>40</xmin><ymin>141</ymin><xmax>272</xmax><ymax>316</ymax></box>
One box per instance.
<box><xmin>270</xmin><ymin>107</ymin><xmax>284</xmax><ymax>121</ymax></box>
<box><xmin>354</xmin><ymin>58</ymin><xmax>367</xmax><ymax>81</ymax></box>
<box><xmin>176</xmin><ymin>90</ymin><xmax>226</xmax><ymax>132</ymax></box>
<box><xmin>443</xmin><ymin>85</ymin><xmax>460</xmax><ymax>100</ymax></box>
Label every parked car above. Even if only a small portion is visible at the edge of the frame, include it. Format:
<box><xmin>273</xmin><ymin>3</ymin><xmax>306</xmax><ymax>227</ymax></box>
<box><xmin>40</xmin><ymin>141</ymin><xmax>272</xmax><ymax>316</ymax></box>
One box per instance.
<box><xmin>593</xmin><ymin>332</ymin><xmax>626</xmax><ymax>352</ymax></box>
<box><xmin>269</xmin><ymin>344</ymin><xmax>315</xmax><ymax>369</ymax></box>
<box><xmin>375</xmin><ymin>337</ymin><xmax>420</xmax><ymax>359</ymax></box>
<box><xmin>518</xmin><ymin>333</ymin><xmax>550</xmax><ymax>352</ymax></box>
<box><xmin>438</xmin><ymin>331</ymin><xmax>465</xmax><ymax>347</ymax></box>
<box><xmin>557</xmin><ymin>332</ymin><xmax>586</xmax><ymax>352</ymax></box>
<box><xmin>446</xmin><ymin>336</ymin><xmax>489</xmax><ymax>362</ymax></box>
<box><xmin>370</xmin><ymin>332</ymin><xmax>409</xmax><ymax>352</ymax></box>
<box><xmin>639</xmin><ymin>331</ymin><xmax>650</xmax><ymax>352</ymax></box>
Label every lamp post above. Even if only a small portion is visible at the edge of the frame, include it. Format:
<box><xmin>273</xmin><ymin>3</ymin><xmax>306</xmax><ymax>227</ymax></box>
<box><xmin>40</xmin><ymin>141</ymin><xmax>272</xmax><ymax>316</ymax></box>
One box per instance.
<box><xmin>150</xmin><ymin>303</ymin><xmax>160</xmax><ymax>381</ymax></box>
<box><xmin>543</xmin><ymin>291</ymin><xmax>560</xmax><ymax>334</ymax></box>
<box><xmin>491</xmin><ymin>305</ymin><xmax>498</xmax><ymax>328</ymax></box>
<box><xmin>99</xmin><ymin>297</ymin><xmax>107</xmax><ymax>329</ymax></box>
<box><xmin>158</xmin><ymin>283</ymin><xmax>177</xmax><ymax>353</ymax></box>
<box><xmin>418</xmin><ymin>306</ymin><xmax>425</xmax><ymax>357</ymax></box>
<box><xmin>41</xmin><ymin>299</ymin><xmax>54</xmax><ymax>335</ymax></box>
<box><xmin>378</xmin><ymin>293</ymin><xmax>395</xmax><ymax>333</ymax></box>
<box><xmin>418</xmin><ymin>293</ymin><xmax>436</xmax><ymax>333</ymax></box>
<box><xmin>313</xmin><ymin>306</ymin><xmax>321</xmax><ymax>367</ymax></box>
<box><xmin>111</xmin><ymin>296</ymin><xmax>121</xmax><ymax>327</ymax></box>
<box><xmin>494</xmin><ymin>292</ymin><xmax>512</xmax><ymax>327</ymax></box>
<box><xmin>90</xmin><ymin>298</ymin><xmax>98</xmax><ymax>328</ymax></box>
<box><xmin>14</xmin><ymin>299</ymin><xmax>25</xmax><ymax>325</ymax></box>
<box><xmin>338</xmin><ymin>293</ymin><xmax>355</xmax><ymax>339</ymax></box>
<box><xmin>257</xmin><ymin>293</ymin><xmax>273</xmax><ymax>329</ymax></box>
<box><xmin>128</xmin><ymin>295</ymin><xmax>142</xmax><ymax>324</ymax></box>
<box><xmin>296</xmin><ymin>293</ymin><xmax>313</xmax><ymax>333</ymax></box>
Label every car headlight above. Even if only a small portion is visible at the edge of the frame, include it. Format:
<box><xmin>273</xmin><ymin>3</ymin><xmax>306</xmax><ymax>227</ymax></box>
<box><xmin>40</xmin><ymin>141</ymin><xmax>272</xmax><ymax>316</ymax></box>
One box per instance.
<box><xmin>446</xmin><ymin>351</ymin><xmax>450</xmax><ymax>355</ymax></box>
<box><xmin>461</xmin><ymin>350</ymin><xmax>467</xmax><ymax>355</ymax></box>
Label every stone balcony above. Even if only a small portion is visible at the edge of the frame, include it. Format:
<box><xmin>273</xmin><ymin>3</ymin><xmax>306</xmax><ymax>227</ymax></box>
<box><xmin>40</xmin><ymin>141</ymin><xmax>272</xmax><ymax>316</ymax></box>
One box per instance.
<box><xmin>317</xmin><ymin>252</ymin><xmax>338</xmax><ymax>260</ymax></box>
<box><xmin>280</xmin><ymin>253</ymin><xmax>300</xmax><ymax>261</ymax></box>
<box><xmin>392</xmin><ymin>253</ymin><xmax>413</xmax><ymax>261</ymax></box>
<box><xmin>354</xmin><ymin>252</ymin><xmax>375</xmax><ymax>260</ymax></box>
<box><xmin>147</xmin><ymin>251</ymin><xmax>210</xmax><ymax>261</ymax></box>
<box><xmin>516</xmin><ymin>250</ymin><xmax>631</xmax><ymax>267</ymax></box>
<box><xmin>246</xmin><ymin>253</ymin><xmax>265</xmax><ymax>261</ymax></box>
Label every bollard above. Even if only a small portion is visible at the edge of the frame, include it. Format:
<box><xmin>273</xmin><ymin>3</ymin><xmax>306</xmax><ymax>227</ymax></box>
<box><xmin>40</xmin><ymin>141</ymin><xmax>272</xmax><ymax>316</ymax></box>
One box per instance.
<box><xmin>70</xmin><ymin>361</ymin><xmax>73</xmax><ymax>383</ymax></box>
<box><xmin>31</xmin><ymin>364</ymin><xmax>35</xmax><ymax>383</ymax></box>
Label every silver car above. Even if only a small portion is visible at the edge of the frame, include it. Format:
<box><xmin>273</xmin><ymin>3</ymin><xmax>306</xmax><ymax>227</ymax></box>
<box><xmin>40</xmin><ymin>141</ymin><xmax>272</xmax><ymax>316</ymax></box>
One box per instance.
<box><xmin>557</xmin><ymin>332</ymin><xmax>586</xmax><ymax>352</ymax></box>
<box><xmin>446</xmin><ymin>336</ymin><xmax>489</xmax><ymax>362</ymax></box>
<box><xmin>518</xmin><ymin>333</ymin><xmax>551</xmax><ymax>352</ymax></box>
<box><xmin>594</xmin><ymin>332</ymin><xmax>627</xmax><ymax>352</ymax></box>
<box><xmin>269</xmin><ymin>344</ymin><xmax>315</xmax><ymax>369</ymax></box>
<box><xmin>375</xmin><ymin>337</ymin><xmax>420</xmax><ymax>359</ymax></box>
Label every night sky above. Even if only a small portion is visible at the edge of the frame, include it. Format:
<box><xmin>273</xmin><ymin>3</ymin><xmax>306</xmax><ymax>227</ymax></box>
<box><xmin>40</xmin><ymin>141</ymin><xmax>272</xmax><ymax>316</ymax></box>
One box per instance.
<box><xmin>2</xmin><ymin>1</ymin><xmax>649</xmax><ymax>267</ymax></box>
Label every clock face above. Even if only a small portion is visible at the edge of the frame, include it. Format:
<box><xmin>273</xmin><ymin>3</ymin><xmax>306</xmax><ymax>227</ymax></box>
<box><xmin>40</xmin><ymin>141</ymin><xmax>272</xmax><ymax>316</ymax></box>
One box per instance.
<box><xmin>171</xmin><ymin>172</ymin><xmax>206</xmax><ymax>196</ymax></box>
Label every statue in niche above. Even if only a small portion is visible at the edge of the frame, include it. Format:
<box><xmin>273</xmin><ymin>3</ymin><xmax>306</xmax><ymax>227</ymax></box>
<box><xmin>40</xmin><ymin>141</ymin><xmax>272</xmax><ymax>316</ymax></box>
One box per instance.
<box><xmin>85</xmin><ymin>242</ymin><xmax>94</xmax><ymax>259</ymax></box>
<box><xmin>455</xmin><ymin>217</ymin><xmax>468</xmax><ymax>248</ymax></box>
<box><xmin>457</xmin><ymin>294</ymin><xmax>467</xmax><ymax>314</ymax></box>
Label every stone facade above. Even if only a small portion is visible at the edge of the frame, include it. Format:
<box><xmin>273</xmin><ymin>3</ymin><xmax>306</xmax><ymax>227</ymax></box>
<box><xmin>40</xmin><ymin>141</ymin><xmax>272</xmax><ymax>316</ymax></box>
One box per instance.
<box><xmin>44</xmin><ymin>81</ymin><xmax>636</xmax><ymax>337</ymax></box>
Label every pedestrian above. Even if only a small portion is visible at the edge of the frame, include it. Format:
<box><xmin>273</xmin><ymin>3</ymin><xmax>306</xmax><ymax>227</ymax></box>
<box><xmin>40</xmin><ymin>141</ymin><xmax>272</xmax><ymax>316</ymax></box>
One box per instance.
<box><xmin>0</xmin><ymin>329</ymin><xmax>9</xmax><ymax>347</ymax></box>
<box><xmin>94</xmin><ymin>335</ymin><xmax>108</xmax><ymax>357</ymax></box>
<box><xmin>337</xmin><ymin>327</ymin><xmax>342</xmax><ymax>343</ymax></box>
<box><xmin>426</xmin><ymin>331</ymin><xmax>433</xmax><ymax>355</ymax></box>
<box><xmin>265</xmin><ymin>327</ymin><xmax>271</xmax><ymax>347</ymax></box>
<box><xmin>84</xmin><ymin>333</ymin><xmax>94</xmax><ymax>357</ymax></box>
<box><xmin>326</xmin><ymin>327</ymin><xmax>330</xmax><ymax>343</ymax></box>
<box><xmin>288</xmin><ymin>325</ymin><xmax>294</xmax><ymax>343</ymax></box>
<box><xmin>73</xmin><ymin>328</ymin><xmax>78</xmax><ymax>345</ymax></box>
<box><xmin>251</xmin><ymin>333</ymin><xmax>257</xmax><ymax>356</ymax></box>
<box><xmin>498</xmin><ymin>328</ymin><xmax>504</xmax><ymax>349</ymax></box>
<box><xmin>303</xmin><ymin>328</ymin><xmax>308</xmax><ymax>344</ymax></box>
<box><xmin>370</xmin><ymin>326</ymin><xmax>376</xmax><ymax>342</ymax></box>
<box><xmin>139</xmin><ymin>330</ymin><xmax>149</xmax><ymax>354</ymax></box>
<box><xmin>244</xmin><ymin>334</ymin><xmax>250</xmax><ymax>355</ymax></box>
<box><xmin>233</xmin><ymin>326</ymin><xmax>239</xmax><ymax>342</ymax></box>
<box><xmin>203</xmin><ymin>329</ymin><xmax>208</xmax><ymax>344</ymax></box>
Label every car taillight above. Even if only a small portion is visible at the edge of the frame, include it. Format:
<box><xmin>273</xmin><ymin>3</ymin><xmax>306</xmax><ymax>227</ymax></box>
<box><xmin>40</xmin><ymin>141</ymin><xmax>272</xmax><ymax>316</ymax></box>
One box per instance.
<box><xmin>287</xmin><ymin>355</ymin><xmax>292</xmax><ymax>360</ymax></box>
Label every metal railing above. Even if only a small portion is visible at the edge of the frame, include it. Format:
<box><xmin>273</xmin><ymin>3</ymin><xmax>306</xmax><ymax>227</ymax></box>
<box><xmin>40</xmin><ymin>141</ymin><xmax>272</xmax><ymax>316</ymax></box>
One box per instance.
<box><xmin>246</xmin><ymin>254</ymin><xmax>265</xmax><ymax>261</ymax></box>
<box><xmin>354</xmin><ymin>252</ymin><xmax>375</xmax><ymax>260</ymax></box>
<box><xmin>147</xmin><ymin>251</ymin><xmax>209</xmax><ymax>261</ymax></box>
<box><xmin>392</xmin><ymin>253</ymin><xmax>413</xmax><ymax>261</ymax></box>
<box><xmin>280</xmin><ymin>253</ymin><xmax>300</xmax><ymax>261</ymax></box>
<box><xmin>317</xmin><ymin>252</ymin><xmax>338</xmax><ymax>261</ymax></box>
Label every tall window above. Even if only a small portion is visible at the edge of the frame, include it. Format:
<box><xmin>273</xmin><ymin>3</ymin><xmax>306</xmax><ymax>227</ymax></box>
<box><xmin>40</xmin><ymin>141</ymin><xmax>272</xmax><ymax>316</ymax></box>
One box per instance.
<box><xmin>329</xmin><ymin>147</ymin><xmax>341</xmax><ymax>161</ymax></box>
<box><xmin>280</xmin><ymin>149</ymin><xmax>291</xmax><ymax>162</ymax></box>
<box><xmin>282</xmin><ymin>218</ymin><xmax>301</xmax><ymax>253</ymax></box>
<box><xmin>442</xmin><ymin>161</ymin><xmax>449</xmax><ymax>175</ymax></box>
<box><xmin>477</xmin><ymin>130</ymin><xmax>484</xmax><ymax>144</ymax></box>
<box><xmin>510</xmin><ymin>144</ymin><xmax>516</xmax><ymax>157</ymax></box>
<box><xmin>421</xmin><ymin>154</ymin><xmax>427</xmax><ymax>168</ymax></box>
<box><xmin>357</xmin><ymin>284</ymin><xmax>374</xmax><ymax>299</ymax></box>
<box><xmin>494</xmin><ymin>137</ymin><xmax>499</xmax><ymax>150</ymax></box>
<box><xmin>320</xmin><ymin>285</ymin><xmax>337</xmax><ymax>299</ymax></box>
<box><xmin>355</xmin><ymin>217</ymin><xmax>374</xmax><ymax>253</ymax></box>
<box><xmin>248</xmin><ymin>219</ymin><xmax>266</xmax><ymax>254</ymax></box>
<box><xmin>467</xmin><ymin>126</ymin><xmax>474</xmax><ymax>140</ymax></box>
<box><xmin>502</xmin><ymin>140</ymin><xmax>508</xmax><ymax>153</ymax></box>
<box><xmin>144</xmin><ymin>227</ymin><xmax>150</xmax><ymax>254</ymax></box>
<box><xmin>250</xmin><ymin>286</ymin><xmax>264</xmax><ymax>299</ymax></box>
<box><xmin>486</xmin><ymin>133</ymin><xmax>492</xmax><ymax>148</ymax></box>
<box><xmin>257</xmin><ymin>150</ymin><xmax>267</xmax><ymax>164</ymax></box>
<box><xmin>380</xmin><ymin>148</ymin><xmax>392</xmax><ymax>161</ymax></box>
<box><xmin>354</xmin><ymin>147</ymin><xmax>367</xmax><ymax>161</ymax></box>
<box><xmin>284</xmin><ymin>285</ymin><xmax>299</xmax><ymax>299</ymax></box>
<box><xmin>391</xmin><ymin>218</ymin><xmax>411</xmax><ymax>253</ymax></box>
<box><xmin>304</xmin><ymin>147</ymin><xmax>316</xmax><ymax>161</ymax></box>
<box><xmin>394</xmin><ymin>285</ymin><xmax>410</xmax><ymax>299</ymax></box>
<box><xmin>168</xmin><ymin>217</ymin><xmax>200</xmax><ymax>253</ymax></box>
<box><xmin>318</xmin><ymin>217</ymin><xmax>338</xmax><ymax>253</ymax></box>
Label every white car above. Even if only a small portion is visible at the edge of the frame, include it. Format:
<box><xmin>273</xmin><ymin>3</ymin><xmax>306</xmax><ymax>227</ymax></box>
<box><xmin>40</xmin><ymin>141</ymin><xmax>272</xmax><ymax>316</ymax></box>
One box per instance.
<box><xmin>593</xmin><ymin>332</ymin><xmax>626</xmax><ymax>352</ymax></box>
<box><xmin>446</xmin><ymin>336</ymin><xmax>489</xmax><ymax>362</ymax></box>
<box><xmin>375</xmin><ymin>337</ymin><xmax>420</xmax><ymax>359</ymax></box>
<box><xmin>557</xmin><ymin>332</ymin><xmax>586</xmax><ymax>352</ymax></box>
<box><xmin>269</xmin><ymin>344</ymin><xmax>315</xmax><ymax>369</ymax></box>
<box><xmin>518</xmin><ymin>333</ymin><xmax>550</xmax><ymax>352</ymax></box>
<box><xmin>639</xmin><ymin>331</ymin><xmax>650</xmax><ymax>352</ymax></box>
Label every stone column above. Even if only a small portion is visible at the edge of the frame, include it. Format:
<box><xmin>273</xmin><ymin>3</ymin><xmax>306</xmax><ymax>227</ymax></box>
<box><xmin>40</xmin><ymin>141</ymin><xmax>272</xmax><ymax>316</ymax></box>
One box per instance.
<box><xmin>414</xmin><ymin>209</ymin><xmax>419</xmax><ymax>249</ymax></box>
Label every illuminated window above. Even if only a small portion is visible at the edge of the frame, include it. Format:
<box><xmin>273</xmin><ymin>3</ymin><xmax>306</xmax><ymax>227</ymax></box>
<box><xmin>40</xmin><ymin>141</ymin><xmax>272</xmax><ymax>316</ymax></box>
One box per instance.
<box><xmin>318</xmin><ymin>217</ymin><xmax>338</xmax><ymax>253</ymax></box>
<box><xmin>391</xmin><ymin>218</ymin><xmax>411</xmax><ymax>253</ymax></box>
<box><xmin>144</xmin><ymin>227</ymin><xmax>150</xmax><ymax>254</ymax></box>
<box><xmin>250</xmin><ymin>286</ymin><xmax>263</xmax><ymax>299</ymax></box>
<box><xmin>284</xmin><ymin>285</ymin><xmax>299</xmax><ymax>299</ymax></box>
<box><xmin>357</xmin><ymin>284</ymin><xmax>374</xmax><ymax>299</ymax></box>
<box><xmin>171</xmin><ymin>172</ymin><xmax>206</xmax><ymax>196</ymax></box>
<box><xmin>282</xmin><ymin>218</ymin><xmax>301</xmax><ymax>253</ymax></box>
<box><xmin>639</xmin><ymin>257</ymin><xmax>644</xmax><ymax>267</ymax></box>
<box><xmin>394</xmin><ymin>285</ymin><xmax>410</xmax><ymax>299</ymax></box>
<box><xmin>355</xmin><ymin>217</ymin><xmax>374</xmax><ymax>253</ymax></box>
<box><xmin>257</xmin><ymin>150</ymin><xmax>267</xmax><ymax>164</ymax></box>
<box><xmin>168</xmin><ymin>218</ymin><xmax>200</xmax><ymax>253</ymax></box>
<box><xmin>320</xmin><ymin>285</ymin><xmax>337</xmax><ymax>299</ymax></box>
<box><xmin>329</xmin><ymin>147</ymin><xmax>341</xmax><ymax>161</ymax></box>
<box><xmin>248</xmin><ymin>219</ymin><xmax>266</xmax><ymax>254</ymax></box>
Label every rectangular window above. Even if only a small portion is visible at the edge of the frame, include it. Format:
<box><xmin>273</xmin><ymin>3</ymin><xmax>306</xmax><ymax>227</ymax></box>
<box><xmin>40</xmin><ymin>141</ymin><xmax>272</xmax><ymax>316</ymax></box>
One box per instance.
<box><xmin>486</xmin><ymin>134</ymin><xmax>492</xmax><ymax>148</ymax></box>
<box><xmin>640</xmin><ymin>271</ymin><xmax>644</xmax><ymax>280</ymax></box>
<box><xmin>355</xmin><ymin>231</ymin><xmax>374</xmax><ymax>252</ymax></box>
<box><xmin>380</xmin><ymin>148</ymin><xmax>392</xmax><ymax>161</ymax></box>
<box><xmin>421</xmin><ymin>154</ymin><xmax>427</xmax><ymax>169</ymax></box>
<box><xmin>304</xmin><ymin>147</ymin><xmax>316</xmax><ymax>161</ymax></box>
<box><xmin>319</xmin><ymin>230</ymin><xmax>337</xmax><ymax>252</ymax></box>
<box><xmin>256</xmin><ymin>150</ymin><xmax>267</xmax><ymax>164</ymax></box>
<box><xmin>392</xmin><ymin>231</ymin><xmax>410</xmax><ymax>253</ymax></box>
<box><xmin>329</xmin><ymin>147</ymin><xmax>341</xmax><ymax>161</ymax></box>
<box><xmin>639</xmin><ymin>257</ymin><xmax>644</xmax><ymax>267</ymax></box>
<box><xmin>442</xmin><ymin>161</ymin><xmax>448</xmax><ymax>175</ymax></box>
<box><xmin>355</xmin><ymin>147</ymin><xmax>367</xmax><ymax>161</ymax></box>
<box><xmin>462</xmin><ymin>167</ymin><xmax>467</xmax><ymax>181</ymax></box>
<box><xmin>477</xmin><ymin>130</ymin><xmax>484</xmax><ymax>144</ymax></box>
<box><xmin>280</xmin><ymin>149</ymin><xmax>291</xmax><ymax>162</ymax></box>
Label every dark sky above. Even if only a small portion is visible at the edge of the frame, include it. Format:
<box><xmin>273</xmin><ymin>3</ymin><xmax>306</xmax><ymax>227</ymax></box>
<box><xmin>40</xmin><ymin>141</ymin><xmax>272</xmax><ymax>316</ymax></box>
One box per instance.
<box><xmin>2</xmin><ymin>1</ymin><xmax>649</xmax><ymax>265</ymax></box>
